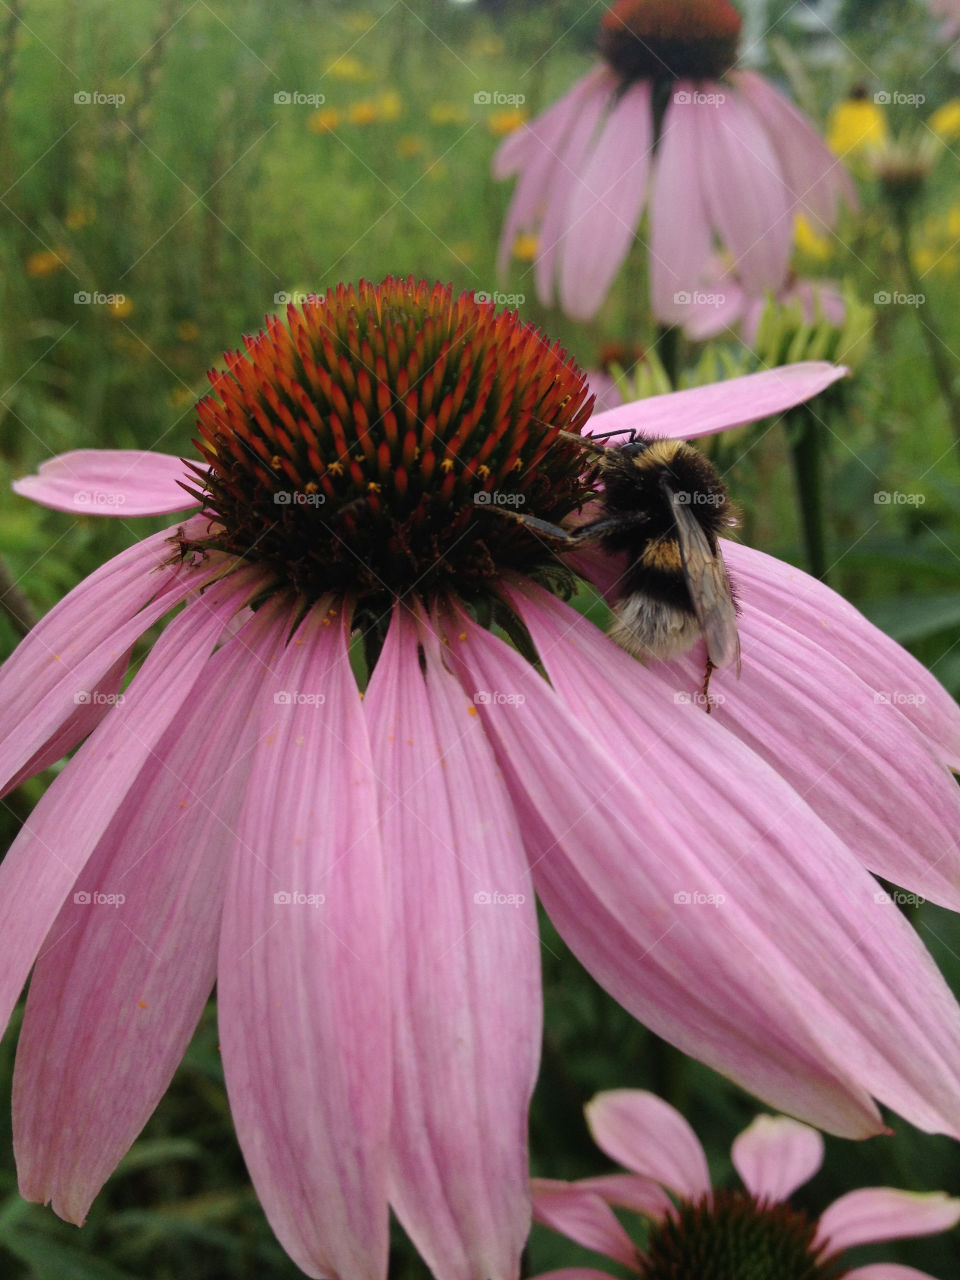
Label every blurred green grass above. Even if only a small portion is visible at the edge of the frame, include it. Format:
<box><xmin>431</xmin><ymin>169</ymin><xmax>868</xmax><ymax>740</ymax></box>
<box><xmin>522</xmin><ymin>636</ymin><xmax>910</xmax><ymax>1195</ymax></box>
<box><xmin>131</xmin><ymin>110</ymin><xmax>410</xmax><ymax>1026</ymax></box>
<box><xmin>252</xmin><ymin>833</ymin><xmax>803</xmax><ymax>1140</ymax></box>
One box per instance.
<box><xmin>1</xmin><ymin>1</ymin><xmax>960</xmax><ymax>1276</ymax></box>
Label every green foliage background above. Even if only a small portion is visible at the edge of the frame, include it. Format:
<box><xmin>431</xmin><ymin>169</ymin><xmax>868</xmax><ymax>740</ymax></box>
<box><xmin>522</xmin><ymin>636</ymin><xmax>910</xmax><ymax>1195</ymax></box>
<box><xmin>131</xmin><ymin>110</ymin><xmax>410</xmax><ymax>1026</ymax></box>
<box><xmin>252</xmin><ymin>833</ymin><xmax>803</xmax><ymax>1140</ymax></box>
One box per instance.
<box><xmin>1</xmin><ymin>0</ymin><xmax>959</xmax><ymax>1276</ymax></box>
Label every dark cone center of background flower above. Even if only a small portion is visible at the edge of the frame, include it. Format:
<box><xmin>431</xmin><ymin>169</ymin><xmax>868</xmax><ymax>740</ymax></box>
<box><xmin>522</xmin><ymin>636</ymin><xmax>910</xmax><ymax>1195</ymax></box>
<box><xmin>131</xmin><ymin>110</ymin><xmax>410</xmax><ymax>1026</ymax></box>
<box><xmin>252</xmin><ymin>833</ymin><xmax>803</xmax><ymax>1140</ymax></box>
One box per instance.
<box><xmin>184</xmin><ymin>277</ymin><xmax>593</xmax><ymax>619</ymax></box>
<box><xmin>599</xmin><ymin>0</ymin><xmax>742</xmax><ymax>82</ymax></box>
<box><xmin>639</xmin><ymin>1191</ymin><xmax>849</xmax><ymax>1280</ymax></box>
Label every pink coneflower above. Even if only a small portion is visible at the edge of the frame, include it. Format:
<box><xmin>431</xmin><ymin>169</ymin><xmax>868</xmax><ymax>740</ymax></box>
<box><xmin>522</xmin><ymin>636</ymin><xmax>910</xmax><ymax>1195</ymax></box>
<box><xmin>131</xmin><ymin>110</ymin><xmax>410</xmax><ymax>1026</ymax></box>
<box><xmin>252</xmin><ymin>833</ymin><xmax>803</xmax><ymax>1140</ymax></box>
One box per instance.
<box><xmin>533</xmin><ymin>1089</ymin><xmax>960</xmax><ymax>1279</ymax></box>
<box><xmin>930</xmin><ymin>0</ymin><xmax>960</xmax><ymax>41</ymax></box>
<box><xmin>5</xmin><ymin>278</ymin><xmax>960</xmax><ymax>1280</ymax></box>
<box><xmin>494</xmin><ymin>0</ymin><xmax>856</xmax><ymax>322</ymax></box>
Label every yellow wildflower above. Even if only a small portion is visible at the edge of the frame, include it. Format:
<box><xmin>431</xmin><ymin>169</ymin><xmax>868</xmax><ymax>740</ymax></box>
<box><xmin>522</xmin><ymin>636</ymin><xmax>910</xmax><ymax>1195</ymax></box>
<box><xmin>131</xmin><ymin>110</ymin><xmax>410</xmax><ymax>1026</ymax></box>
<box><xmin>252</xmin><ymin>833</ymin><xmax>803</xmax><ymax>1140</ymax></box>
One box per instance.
<box><xmin>929</xmin><ymin>98</ymin><xmax>960</xmax><ymax>142</ymax></box>
<box><xmin>826</xmin><ymin>95</ymin><xmax>888</xmax><ymax>161</ymax></box>
<box><xmin>65</xmin><ymin>206</ymin><xmax>95</xmax><ymax>230</ymax></box>
<box><xmin>378</xmin><ymin>90</ymin><xmax>403</xmax><ymax>121</ymax></box>
<box><xmin>794</xmin><ymin>215</ymin><xmax>832</xmax><ymax>262</ymax></box>
<box><xmin>398</xmin><ymin>134</ymin><xmax>424</xmax><ymax>158</ymax></box>
<box><xmin>308</xmin><ymin>107</ymin><xmax>340</xmax><ymax>134</ymax></box>
<box><xmin>326</xmin><ymin>55</ymin><xmax>371</xmax><ymax>81</ymax></box>
<box><xmin>488</xmin><ymin>108</ymin><xmax>527</xmax><ymax>137</ymax></box>
<box><xmin>512</xmin><ymin>233</ymin><xmax>539</xmax><ymax>262</ymax></box>
<box><xmin>176</xmin><ymin>320</ymin><xmax>200</xmax><ymax>343</ymax></box>
<box><xmin>108</xmin><ymin>295</ymin><xmax>134</xmax><ymax>319</ymax></box>
<box><xmin>348</xmin><ymin>100</ymin><xmax>379</xmax><ymax>126</ymax></box>
<box><xmin>26</xmin><ymin>248</ymin><xmax>69</xmax><ymax>278</ymax></box>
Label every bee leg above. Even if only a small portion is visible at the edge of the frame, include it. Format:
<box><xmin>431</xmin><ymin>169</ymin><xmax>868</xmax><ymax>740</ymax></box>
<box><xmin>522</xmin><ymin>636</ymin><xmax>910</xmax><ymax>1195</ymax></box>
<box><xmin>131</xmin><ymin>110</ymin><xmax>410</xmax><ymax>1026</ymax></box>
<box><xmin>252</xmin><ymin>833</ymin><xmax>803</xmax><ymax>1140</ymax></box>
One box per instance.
<box><xmin>700</xmin><ymin>659</ymin><xmax>717</xmax><ymax>714</ymax></box>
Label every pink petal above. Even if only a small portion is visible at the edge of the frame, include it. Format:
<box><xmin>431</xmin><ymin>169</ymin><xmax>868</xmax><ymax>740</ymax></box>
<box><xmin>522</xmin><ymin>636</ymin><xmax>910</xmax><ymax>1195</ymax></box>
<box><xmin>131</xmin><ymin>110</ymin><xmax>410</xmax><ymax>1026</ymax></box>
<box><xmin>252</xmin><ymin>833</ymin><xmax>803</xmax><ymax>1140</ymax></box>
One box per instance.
<box><xmin>816</xmin><ymin>1188</ymin><xmax>960</xmax><ymax>1252</ymax></box>
<box><xmin>442</xmin><ymin>597</ymin><xmax>880</xmax><ymax>1137</ymax></box>
<box><xmin>365</xmin><ymin>609</ymin><xmax>540</xmax><ymax>1280</ymax></box>
<box><xmin>584</xmin><ymin>1091</ymin><xmax>710</xmax><ymax>1201</ymax></box>
<box><xmin>534</xmin><ymin>78</ymin><xmax>611</xmax><ymax>307</ymax></box>
<box><xmin>730</xmin><ymin>1115</ymin><xmax>824</xmax><ymax>1204</ymax></box>
<box><xmin>217</xmin><ymin>600</ymin><xmax>390</xmax><ymax>1280</ymax></box>
<box><xmin>13</xmin><ymin>450</ymin><xmax>197</xmax><ymax>516</ymax></box>
<box><xmin>845</xmin><ymin>1268</ymin><xmax>941</xmax><ymax>1280</ymax></box>
<box><xmin>577</xmin><ymin>1174</ymin><xmax>673</xmax><ymax>1219</ymax></box>
<box><xmin>13</xmin><ymin>600</ymin><xmax>288</xmax><ymax>1223</ymax></box>
<box><xmin>733</xmin><ymin>70</ymin><xmax>857</xmax><ymax>227</ymax></box>
<box><xmin>0</xmin><ymin>532</ymin><xmax>224</xmax><ymax>798</ymax></box>
<box><xmin>0</xmin><ymin>516</ymin><xmax>214</xmax><ymax>797</ymax></box>
<box><xmin>531</xmin><ymin>1180</ymin><xmax>640</xmax><ymax>1270</ymax></box>
<box><xmin>720</xmin><ymin>542</ymin><xmax>960</xmax><ymax>769</ymax></box>
<box><xmin>649</xmin><ymin>85</ymin><xmax>714</xmax><ymax>323</ymax></box>
<box><xmin>697</xmin><ymin>89</ymin><xmax>793</xmax><ymax>293</ymax></box>
<box><xmin>0</xmin><ymin>570</ymin><xmax>259</xmax><ymax>1059</ymax></box>
<box><xmin>494</xmin><ymin>581</ymin><xmax>960</xmax><ymax>1141</ymax></box>
<box><xmin>494</xmin><ymin>68</ymin><xmax>614</xmax><ymax>279</ymax></box>
<box><xmin>2</xmin><ymin>650</ymin><xmax>131</xmax><ymax>798</ymax></box>
<box><xmin>659</xmin><ymin>580</ymin><xmax>960</xmax><ymax>912</ymax></box>
<box><xmin>587</xmin><ymin>362</ymin><xmax>847</xmax><ymax>445</ymax></box>
<box><xmin>559</xmin><ymin>82</ymin><xmax>652</xmax><ymax>319</ymax></box>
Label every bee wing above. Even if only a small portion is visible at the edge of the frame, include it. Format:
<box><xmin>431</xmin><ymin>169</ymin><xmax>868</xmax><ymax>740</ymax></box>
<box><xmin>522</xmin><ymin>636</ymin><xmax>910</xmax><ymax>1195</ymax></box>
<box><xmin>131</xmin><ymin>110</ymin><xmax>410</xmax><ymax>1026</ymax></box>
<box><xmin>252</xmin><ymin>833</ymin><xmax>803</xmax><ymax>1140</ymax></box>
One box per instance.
<box><xmin>665</xmin><ymin>488</ymin><xmax>741</xmax><ymax>674</ymax></box>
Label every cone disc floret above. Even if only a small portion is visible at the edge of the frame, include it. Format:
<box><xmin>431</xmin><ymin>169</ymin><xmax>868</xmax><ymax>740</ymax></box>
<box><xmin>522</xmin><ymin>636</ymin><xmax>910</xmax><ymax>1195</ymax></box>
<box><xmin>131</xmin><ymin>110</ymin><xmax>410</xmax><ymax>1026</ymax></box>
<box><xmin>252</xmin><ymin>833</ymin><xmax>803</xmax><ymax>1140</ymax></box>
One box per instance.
<box><xmin>185</xmin><ymin>277</ymin><xmax>593</xmax><ymax>621</ymax></box>
<box><xmin>600</xmin><ymin>0</ymin><xmax>742</xmax><ymax>82</ymax></box>
<box><xmin>639</xmin><ymin>1191</ymin><xmax>848</xmax><ymax>1280</ymax></box>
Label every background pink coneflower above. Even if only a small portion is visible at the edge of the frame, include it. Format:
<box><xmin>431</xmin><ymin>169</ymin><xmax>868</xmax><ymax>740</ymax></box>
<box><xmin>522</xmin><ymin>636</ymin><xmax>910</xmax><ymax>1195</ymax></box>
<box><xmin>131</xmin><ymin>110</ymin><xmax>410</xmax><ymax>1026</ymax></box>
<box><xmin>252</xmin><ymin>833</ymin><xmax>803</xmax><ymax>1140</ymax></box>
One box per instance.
<box><xmin>532</xmin><ymin>1089</ymin><xmax>960</xmax><ymax>1279</ymax></box>
<box><xmin>494</xmin><ymin>0</ymin><xmax>856</xmax><ymax>322</ymax></box>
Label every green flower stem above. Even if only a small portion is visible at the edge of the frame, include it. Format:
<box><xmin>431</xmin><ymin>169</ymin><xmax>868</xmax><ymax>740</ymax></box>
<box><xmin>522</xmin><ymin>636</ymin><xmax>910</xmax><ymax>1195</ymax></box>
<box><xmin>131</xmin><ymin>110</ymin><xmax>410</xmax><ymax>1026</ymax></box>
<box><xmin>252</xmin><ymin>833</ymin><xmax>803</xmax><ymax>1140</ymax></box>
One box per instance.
<box><xmin>892</xmin><ymin>202</ymin><xmax>960</xmax><ymax>465</ymax></box>
<box><xmin>787</xmin><ymin>405</ymin><xmax>829</xmax><ymax>582</ymax></box>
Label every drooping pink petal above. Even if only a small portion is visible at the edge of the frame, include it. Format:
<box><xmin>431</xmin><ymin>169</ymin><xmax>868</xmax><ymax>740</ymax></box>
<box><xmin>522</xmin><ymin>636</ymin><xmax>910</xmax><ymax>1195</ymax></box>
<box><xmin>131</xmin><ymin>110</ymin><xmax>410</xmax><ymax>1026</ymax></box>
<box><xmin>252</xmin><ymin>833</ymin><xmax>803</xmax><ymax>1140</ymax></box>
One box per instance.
<box><xmin>531</xmin><ymin>1181</ymin><xmax>640</xmax><ymax>1271</ymax></box>
<box><xmin>696</xmin><ymin>89</ymin><xmax>793</xmax><ymax>293</ymax></box>
<box><xmin>584</xmin><ymin>1091</ymin><xmax>710</xmax><ymax>1202</ymax></box>
<box><xmin>441</xmin><ymin>597</ymin><xmax>880</xmax><ymax>1137</ymax></box>
<box><xmin>217</xmin><ymin>600</ymin><xmax>390</xmax><ymax>1280</ymax></box>
<box><xmin>0</xmin><ymin>541</ymin><xmax>225</xmax><ymax>799</ymax></box>
<box><xmin>13</xmin><ymin>450</ymin><xmax>197</xmax><ymax>516</ymax></box>
<box><xmin>659</xmin><ymin>587</ymin><xmax>960</xmax><ymax>911</ymax></box>
<box><xmin>730</xmin><ymin>1115</ymin><xmax>824</xmax><ymax>1204</ymax></box>
<box><xmin>587</xmin><ymin>363</ymin><xmax>847</xmax><ymax>445</ymax></box>
<box><xmin>365</xmin><ymin>608</ymin><xmax>540</xmax><ymax>1280</ymax></box>
<box><xmin>649</xmin><ymin>85</ymin><xmax>714</xmax><ymax>323</ymax></box>
<box><xmin>816</xmin><ymin>1188</ymin><xmax>960</xmax><ymax>1252</ymax></box>
<box><xmin>0</xmin><ymin>516</ymin><xmax>214</xmax><ymax>797</ymax></box>
<box><xmin>733</xmin><ymin>70</ymin><xmax>857</xmax><ymax>228</ymax></box>
<box><xmin>720</xmin><ymin>542</ymin><xmax>960</xmax><ymax>769</ymax></box>
<box><xmin>845</xmin><ymin>1267</ymin><xmax>941</xmax><ymax>1280</ymax></box>
<box><xmin>13</xmin><ymin>600</ymin><xmax>289</xmax><ymax>1224</ymax></box>
<box><xmin>492</xmin><ymin>581</ymin><xmax>960</xmax><ymax>1141</ymax></box>
<box><xmin>534</xmin><ymin>78</ymin><xmax>611</xmax><ymax>307</ymax></box>
<box><xmin>2</xmin><ymin>650</ymin><xmax>131</xmax><ymax>798</ymax></box>
<box><xmin>0</xmin><ymin>569</ymin><xmax>260</xmax><ymax>1053</ymax></box>
<box><xmin>494</xmin><ymin>68</ymin><xmax>615</xmax><ymax>279</ymax></box>
<box><xmin>576</xmin><ymin>1174</ymin><xmax>673</xmax><ymax>1220</ymax></box>
<box><xmin>559</xmin><ymin>82</ymin><xmax>652</xmax><ymax>319</ymax></box>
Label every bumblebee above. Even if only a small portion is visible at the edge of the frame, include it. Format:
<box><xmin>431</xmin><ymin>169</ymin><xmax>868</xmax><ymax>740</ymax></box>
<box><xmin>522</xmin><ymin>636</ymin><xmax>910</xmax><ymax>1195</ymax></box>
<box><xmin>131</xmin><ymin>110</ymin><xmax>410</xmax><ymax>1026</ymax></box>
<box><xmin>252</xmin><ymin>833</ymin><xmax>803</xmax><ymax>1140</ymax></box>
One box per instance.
<box><xmin>514</xmin><ymin>430</ymin><xmax>741</xmax><ymax>706</ymax></box>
